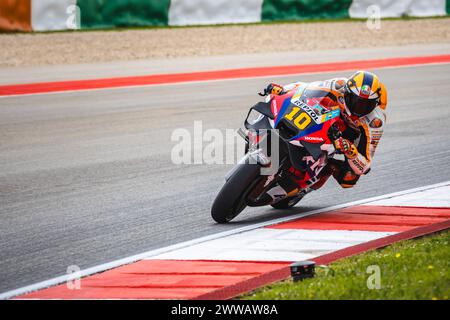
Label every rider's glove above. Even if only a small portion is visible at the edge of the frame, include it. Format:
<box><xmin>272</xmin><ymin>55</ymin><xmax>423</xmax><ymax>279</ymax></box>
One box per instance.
<box><xmin>258</xmin><ymin>83</ymin><xmax>284</xmax><ymax>96</ymax></box>
<box><xmin>328</xmin><ymin>123</ymin><xmax>342</xmax><ymax>141</ymax></box>
<box><xmin>334</xmin><ymin>137</ymin><xmax>358</xmax><ymax>159</ymax></box>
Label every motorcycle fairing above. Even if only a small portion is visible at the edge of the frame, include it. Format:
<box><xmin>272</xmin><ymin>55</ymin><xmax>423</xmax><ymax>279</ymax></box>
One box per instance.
<box><xmin>250</xmin><ymin>101</ymin><xmax>274</xmax><ymax>120</ymax></box>
<box><xmin>271</xmin><ymin>90</ymin><xmax>340</xmax><ymax>160</ymax></box>
<box><xmin>300</xmin><ymin>140</ymin><xmax>323</xmax><ymax>160</ymax></box>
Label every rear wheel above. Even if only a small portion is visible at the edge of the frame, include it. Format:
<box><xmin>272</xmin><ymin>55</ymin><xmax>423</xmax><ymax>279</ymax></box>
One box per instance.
<box><xmin>211</xmin><ymin>164</ymin><xmax>262</xmax><ymax>223</ymax></box>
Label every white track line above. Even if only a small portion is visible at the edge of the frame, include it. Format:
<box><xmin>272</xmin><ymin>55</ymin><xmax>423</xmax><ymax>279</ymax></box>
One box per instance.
<box><xmin>1</xmin><ymin>180</ymin><xmax>449</xmax><ymax>300</ymax></box>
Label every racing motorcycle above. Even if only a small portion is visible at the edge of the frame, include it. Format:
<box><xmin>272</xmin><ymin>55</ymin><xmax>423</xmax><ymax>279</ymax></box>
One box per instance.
<box><xmin>211</xmin><ymin>83</ymin><xmax>347</xmax><ymax>223</ymax></box>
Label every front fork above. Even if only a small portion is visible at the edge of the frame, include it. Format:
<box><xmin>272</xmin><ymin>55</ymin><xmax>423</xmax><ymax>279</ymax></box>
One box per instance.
<box><xmin>232</xmin><ymin>127</ymin><xmax>287</xmax><ymax>205</ymax></box>
<box><xmin>238</xmin><ymin>127</ymin><xmax>272</xmax><ymax>166</ymax></box>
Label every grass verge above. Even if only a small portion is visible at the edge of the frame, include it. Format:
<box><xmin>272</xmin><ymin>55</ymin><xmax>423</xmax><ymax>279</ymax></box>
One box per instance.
<box><xmin>241</xmin><ymin>230</ymin><xmax>450</xmax><ymax>300</ymax></box>
<box><xmin>1</xmin><ymin>15</ymin><xmax>449</xmax><ymax>34</ymax></box>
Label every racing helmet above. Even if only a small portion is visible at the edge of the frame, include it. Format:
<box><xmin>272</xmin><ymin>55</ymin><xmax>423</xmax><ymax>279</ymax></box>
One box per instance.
<box><xmin>344</xmin><ymin>71</ymin><xmax>381</xmax><ymax>117</ymax></box>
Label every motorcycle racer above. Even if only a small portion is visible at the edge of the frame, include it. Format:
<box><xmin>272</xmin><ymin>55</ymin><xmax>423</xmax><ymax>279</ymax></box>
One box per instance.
<box><xmin>260</xmin><ymin>71</ymin><xmax>388</xmax><ymax>193</ymax></box>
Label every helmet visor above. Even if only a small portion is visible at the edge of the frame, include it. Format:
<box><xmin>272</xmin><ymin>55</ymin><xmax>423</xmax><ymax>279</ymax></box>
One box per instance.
<box><xmin>345</xmin><ymin>92</ymin><xmax>378</xmax><ymax>117</ymax></box>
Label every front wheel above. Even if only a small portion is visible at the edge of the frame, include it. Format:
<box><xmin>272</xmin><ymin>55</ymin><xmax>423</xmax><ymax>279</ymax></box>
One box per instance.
<box><xmin>211</xmin><ymin>164</ymin><xmax>262</xmax><ymax>223</ymax></box>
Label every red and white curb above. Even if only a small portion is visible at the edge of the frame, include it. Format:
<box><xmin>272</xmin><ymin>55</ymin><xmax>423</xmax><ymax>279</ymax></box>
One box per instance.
<box><xmin>3</xmin><ymin>182</ymin><xmax>449</xmax><ymax>300</ymax></box>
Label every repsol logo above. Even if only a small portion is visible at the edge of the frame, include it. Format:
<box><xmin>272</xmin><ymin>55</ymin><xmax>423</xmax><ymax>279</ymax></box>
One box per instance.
<box><xmin>292</xmin><ymin>100</ymin><xmax>320</xmax><ymax>123</ymax></box>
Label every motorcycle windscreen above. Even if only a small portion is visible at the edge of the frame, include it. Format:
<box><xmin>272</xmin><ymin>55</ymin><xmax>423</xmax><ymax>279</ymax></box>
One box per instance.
<box><xmin>244</xmin><ymin>102</ymin><xmax>273</xmax><ymax>130</ymax></box>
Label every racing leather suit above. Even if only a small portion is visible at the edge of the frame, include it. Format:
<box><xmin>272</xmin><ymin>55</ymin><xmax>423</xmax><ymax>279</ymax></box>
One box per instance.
<box><xmin>274</xmin><ymin>78</ymin><xmax>388</xmax><ymax>189</ymax></box>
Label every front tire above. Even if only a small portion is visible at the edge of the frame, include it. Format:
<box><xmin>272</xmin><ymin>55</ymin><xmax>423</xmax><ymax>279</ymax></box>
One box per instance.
<box><xmin>211</xmin><ymin>164</ymin><xmax>262</xmax><ymax>223</ymax></box>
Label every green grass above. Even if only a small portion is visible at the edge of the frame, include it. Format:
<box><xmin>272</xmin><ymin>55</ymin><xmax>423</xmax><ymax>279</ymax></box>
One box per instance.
<box><xmin>1</xmin><ymin>15</ymin><xmax>449</xmax><ymax>35</ymax></box>
<box><xmin>242</xmin><ymin>230</ymin><xmax>450</xmax><ymax>300</ymax></box>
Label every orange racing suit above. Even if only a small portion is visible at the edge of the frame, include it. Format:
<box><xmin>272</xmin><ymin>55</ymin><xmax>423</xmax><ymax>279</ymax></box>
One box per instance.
<box><xmin>273</xmin><ymin>78</ymin><xmax>388</xmax><ymax>189</ymax></box>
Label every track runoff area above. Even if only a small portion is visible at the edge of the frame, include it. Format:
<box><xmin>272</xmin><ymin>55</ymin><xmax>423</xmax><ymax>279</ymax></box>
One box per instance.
<box><xmin>1</xmin><ymin>54</ymin><xmax>450</xmax><ymax>300</ymax></box>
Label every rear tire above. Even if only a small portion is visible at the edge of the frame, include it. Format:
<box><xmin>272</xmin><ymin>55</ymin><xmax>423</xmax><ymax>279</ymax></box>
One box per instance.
<box><xmin>211</xmin><ymin>164</ymin><xmax>262</xmax><ymax>223</ymax></box>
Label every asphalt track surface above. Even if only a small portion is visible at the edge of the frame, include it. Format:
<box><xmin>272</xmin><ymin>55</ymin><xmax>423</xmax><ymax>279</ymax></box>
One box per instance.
<box><xmin>1</xmin><ymin>59</ymin><xmax>450</xmax><ymax>293</ymax></box>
